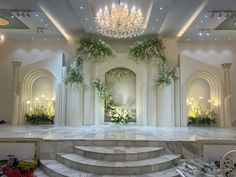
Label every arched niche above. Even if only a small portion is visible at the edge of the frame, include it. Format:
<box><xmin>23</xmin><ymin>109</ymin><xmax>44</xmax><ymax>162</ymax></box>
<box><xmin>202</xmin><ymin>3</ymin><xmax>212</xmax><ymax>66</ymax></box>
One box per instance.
<box><xmin>104</xmin><ymin>67</ymin><xmax>136</xmax><ymax>122</ymax></box>
<box><xmin>20</xmin><ymin>69</ymin><xmax>56</xmax><ymax>124</ymax></box>
<box><xmin>94</xmin><ymin>58</ymin><xmax>148</xmax><ymax>125</ymax></box>
<box><xmin>182</xmin><ymin>70</ymin><xmax>223</xmax><ymax>126</ymax></box>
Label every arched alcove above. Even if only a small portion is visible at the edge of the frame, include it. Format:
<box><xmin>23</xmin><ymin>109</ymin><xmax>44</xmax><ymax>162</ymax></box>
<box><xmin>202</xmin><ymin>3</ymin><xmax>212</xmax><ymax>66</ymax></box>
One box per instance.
<box><xmin>105</xmin><ymin>67</ymin><xmax>136</xmax><ymax>122</ymax></box>
<box><xmin>20</xmin><ymin>69</ymin><xmax>57</xmax><ymax>124</ymax></box>
<box><xmin>182</xmin><ymin>70</ymin><xmax>223</xmax><ymax>126</ymax></box>
<box><xmin>94</xmin><ymin>57</ymin><xmax>148</xmax><ymax>125</ymax></box>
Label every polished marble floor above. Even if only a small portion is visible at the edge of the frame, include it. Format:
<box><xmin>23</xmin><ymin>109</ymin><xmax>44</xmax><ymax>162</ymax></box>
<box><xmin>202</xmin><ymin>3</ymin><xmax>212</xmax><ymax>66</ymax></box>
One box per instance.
<box><xmin>0</xmin><ymin>124</ymin><xmax>236</xmax><ymax>141</ymax></box>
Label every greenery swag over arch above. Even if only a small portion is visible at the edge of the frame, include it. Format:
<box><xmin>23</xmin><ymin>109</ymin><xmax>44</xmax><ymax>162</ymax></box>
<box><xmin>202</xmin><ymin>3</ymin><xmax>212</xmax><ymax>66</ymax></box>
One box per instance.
<box><xmin>64</xmin><ymin>37</ymin><xmax>176</xmax><ymax>123</ymax></box>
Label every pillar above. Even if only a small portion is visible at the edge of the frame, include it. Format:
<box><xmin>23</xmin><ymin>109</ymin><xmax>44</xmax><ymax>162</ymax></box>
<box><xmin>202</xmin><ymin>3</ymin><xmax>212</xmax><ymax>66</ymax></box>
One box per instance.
<box><xmin>221</xmin><ymin>63</ymin><xmax>232</xmax><ymax>127</ymax></box>
<box><xmin>11</xmin><ymin>61</ymin><xmax>22</xmax><ymax>125</ymax></box>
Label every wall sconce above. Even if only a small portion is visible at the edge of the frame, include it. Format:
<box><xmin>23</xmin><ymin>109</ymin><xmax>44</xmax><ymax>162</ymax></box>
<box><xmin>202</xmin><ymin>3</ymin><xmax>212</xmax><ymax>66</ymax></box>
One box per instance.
<box><xmin>0</xmin><ymin>34</ymin><xmax>5</xmax><ymax>45</ymax></box>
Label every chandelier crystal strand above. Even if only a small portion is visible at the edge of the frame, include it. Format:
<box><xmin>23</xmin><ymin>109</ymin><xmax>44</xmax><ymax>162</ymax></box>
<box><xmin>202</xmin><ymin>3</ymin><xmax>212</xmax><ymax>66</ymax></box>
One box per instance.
<box><xmin>95</xmin><ymin>3</ymin><xmax>145</xmax><ymax>39</ymax></box>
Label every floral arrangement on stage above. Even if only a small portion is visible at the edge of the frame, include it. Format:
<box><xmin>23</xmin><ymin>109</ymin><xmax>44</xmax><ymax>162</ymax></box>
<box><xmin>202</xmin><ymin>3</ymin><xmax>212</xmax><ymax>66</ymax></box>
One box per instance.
<box><xmin>108</xmin><ymin>105</ymin><xmax>131</xmax><ymax>124</ymax></box>
<box><xmin>76</xmin><ymin>37</ymin><xmax>115</xmax><ymax>60</ymax></box>
<box><xmin>26</xmin><ymin>97</ymin><xmax>55</xmax><ymax>125</ymax></box>
<box><xmin>64</xmin><ymin>55</ymin><xmax>84</xmax><ymax>87</ymax></box>
<box><xmin>129</xmin><ymin>37</ymin><xmax>176</xmax><ymax>88</ymax></box>
<box><xmin>187</xmin><ymin>97</ymin><xmax>217</xmax><ymax>126</ymax></box>
<box><xmin>92</xmin><ymin>79</ymin><xmax>131</xmax><ymax>124</ymax></box>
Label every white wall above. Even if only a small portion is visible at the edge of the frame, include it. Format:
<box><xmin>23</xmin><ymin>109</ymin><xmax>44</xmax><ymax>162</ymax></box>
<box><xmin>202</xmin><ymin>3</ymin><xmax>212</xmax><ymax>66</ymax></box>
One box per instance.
<box><xmin>0</xmin><ymin>39</ymin><xmax>71</xmax><ymax>123</ymax></box>
<box><xmin>0</xmin><ymin>37</ymin><xmax>236</xmax><ymax>125</ymax></box>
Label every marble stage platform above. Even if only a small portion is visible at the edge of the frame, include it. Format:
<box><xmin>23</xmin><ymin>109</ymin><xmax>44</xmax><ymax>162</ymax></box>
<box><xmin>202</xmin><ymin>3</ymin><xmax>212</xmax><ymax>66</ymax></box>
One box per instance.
<box><xmin>0</xmin><ymin>125</ymin><xmax>234</xmax><ymax>176</ymax></box>
<box><xmin>0</xmin><ymin>124</ymin><xmax>236</xmax><ymax>141</ymax></box>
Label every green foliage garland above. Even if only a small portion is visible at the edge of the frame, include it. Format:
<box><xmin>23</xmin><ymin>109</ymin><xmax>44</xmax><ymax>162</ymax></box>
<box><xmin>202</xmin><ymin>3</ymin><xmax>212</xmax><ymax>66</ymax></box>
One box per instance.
<box><xmin>65</xmin><ymin>38</ymin><xmax>115</xmax><ymax>86</ymax></box>
<box><xmin>92</xmin><ymin>79</ymin><xmax>131</xmax><ymax>124</ymax></box>
<box><xmin>77</xmin><ymin>38</ymin><xmax>114</xmax><ymax>60</ymax></box>
<box><xmin>156</xmin><ymin>62</ymin><xmax>176</xmax><ymax>88</ymax></box>
<box><xmin>64</xmin><ymin>56</ymin><xmax>84</xmax><ymax>87</ymax></box>
<box><xmin>129</xmin><ymin>37</ymin><xmax>176</xmax><ymax>88</ymax></box>
<box><xmin>129</xmin><ymin>37</ymin><xmax>166</xmax><ymax>63</ymax></box>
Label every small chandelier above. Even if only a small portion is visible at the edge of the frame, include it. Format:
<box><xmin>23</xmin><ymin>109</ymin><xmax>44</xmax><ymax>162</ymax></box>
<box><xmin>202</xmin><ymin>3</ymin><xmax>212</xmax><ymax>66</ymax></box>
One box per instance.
<box><xmin>95</xmin><ymin>0</ymin><xmax>145</xmax><ymax>39</ymax></box>
<box><xmin>0</xmin><ymin>34</ymin><xmax>5</xmax><ymax>45</ymax></box>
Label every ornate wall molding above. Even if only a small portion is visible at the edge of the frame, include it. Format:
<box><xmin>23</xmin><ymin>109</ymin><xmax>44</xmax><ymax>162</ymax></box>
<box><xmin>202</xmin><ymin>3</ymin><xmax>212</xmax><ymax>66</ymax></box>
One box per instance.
<box><xmin>94</xmin><ymin>55</ymin><xmax>148</xmax><ymax>125</ymax></box>
<box><xmin>182</xmin><ymin>70</ymin><xmax>223</xmax><ymax>126</ymax></box>
<box><xmin>20</xmin><ymin>69</ymin><xmax>57</xmax><ymax>125</ymax></box>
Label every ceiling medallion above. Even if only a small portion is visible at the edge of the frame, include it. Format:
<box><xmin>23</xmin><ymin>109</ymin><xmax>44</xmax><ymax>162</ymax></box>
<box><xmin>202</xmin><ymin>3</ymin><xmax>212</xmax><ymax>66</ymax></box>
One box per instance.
<box><xmin>95</xmin><ymin>1</ymin><xmax>145</xmax><ymax>39</ymax></box>
<box><xmin>0</xmin><ymin>17</ymin><xmax>10</xmax><ymax>26</ymax></box>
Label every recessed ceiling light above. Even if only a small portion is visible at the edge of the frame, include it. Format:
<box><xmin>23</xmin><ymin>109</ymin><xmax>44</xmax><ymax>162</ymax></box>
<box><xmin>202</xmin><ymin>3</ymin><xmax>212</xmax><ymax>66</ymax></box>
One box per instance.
<box><xmin>152</xmin><ymin>27</ymin><xmax>155</xmax><ymax>31</ymax></box>
<box><xmin>11</xmin><ymin>15</ymin><xmax>14</xmax><ymax>19</ymax></box>
<box><xmin>160</xmin><ymin>7</ymin><xmax>163</xmax><ymax>10</ymax></box>
<box><xmin>199</xmin><ymin>32</ymin><xmax>203</xmax><ymax>36</ymax></box>
<box><xmin>80</xmin><ymin>6</ymin><xmax>83</xmax><ymax>10</ymax></box>
<box><xmin>205</xmin><ymin>15</ymin><xmax>208</xmax><ymax>18</ymax></box>
<box><xmin>45</xmin><ymin>24</ymin><xmax>48</xmax><ymax>26</ymax></box>
<box><xmin>200</xmin><ymin>20</ymin><xmax>203</xmax><ymax>23</ymax></box>
<box><xmin>85</xmin><ymin>18</ymin><xmax>88</xmax><ymax>21</ymax></box>
<box><xmin>156</xmin><ymin>18</ymin><xmax>158</xmax><ymax>22</ymax></box>
<box><xmin>217</xmin><ymin>13</ymin><xmax>222</xmax><ymax>19</ymax></box>
<box><xmin>40</xmin><ymin>19</ymin><xmax>43</xmax><ymax>22</ymax></box>
<box><xmin>89</xmin><ymin>26</ymin><xmax>92</xmax><ymax>30</ymax></box>
<box><xmin>36</xmin><ymin>13</ymin><xmax>38</xmax><ymax>17</ymax></box>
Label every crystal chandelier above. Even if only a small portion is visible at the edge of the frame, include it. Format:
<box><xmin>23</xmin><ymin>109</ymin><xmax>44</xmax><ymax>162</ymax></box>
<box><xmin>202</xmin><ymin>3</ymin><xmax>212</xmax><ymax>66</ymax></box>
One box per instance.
<box><xmin>95</xmin><ymin>1</ymin><xmax>145</xmax><ymax>39</ymax></box>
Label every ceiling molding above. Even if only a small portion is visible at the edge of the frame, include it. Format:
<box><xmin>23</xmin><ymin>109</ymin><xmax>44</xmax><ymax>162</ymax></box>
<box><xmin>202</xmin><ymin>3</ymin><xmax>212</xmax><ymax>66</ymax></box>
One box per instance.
<box><xmin>177</xmin><ymin>0</ymin><xmax>209</xmax><ymax>38</ymax></box>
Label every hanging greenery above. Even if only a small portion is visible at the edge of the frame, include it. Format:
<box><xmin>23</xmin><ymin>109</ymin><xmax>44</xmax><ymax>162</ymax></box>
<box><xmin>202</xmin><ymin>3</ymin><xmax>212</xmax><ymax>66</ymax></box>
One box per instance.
<box><xmin>64</xmin><ymin>55</ymin><xmax>84</xmax><ymax>87</ymax></box>
<box><xmin>65</xmin><ymin>38</ymin><xmax>115</xmax><ymax>86</ymax></box>
<box><xmin>129</xmin><ymin>37</ymin><xmax>176</xmax><ymax>87</ymax></box>
<box><xmin>129</xmin><ymin>37</ymin><xmax>166</xmax><ymax>63</ymax></box>
<box><xmin>92</xmin><ymin>79</ymin><xmax>131</xmax><ymax>124</ymax></box>
<box><xmin>77</xmin><ymin>37</ymin><xmax>115</xmax><ymax>60</ymax></box>
<box><xmin>156</xmin><ymin>62</ymin><xmax>176</xmax><ymax>88</ymax></box>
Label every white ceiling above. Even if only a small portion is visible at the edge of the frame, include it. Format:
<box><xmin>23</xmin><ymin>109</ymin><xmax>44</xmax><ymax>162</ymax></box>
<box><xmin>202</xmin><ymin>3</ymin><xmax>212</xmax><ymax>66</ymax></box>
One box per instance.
<box><xmin>0</xmin><ymin>0</ymin><xmax>236</xmax><ymax>41</ymax></box>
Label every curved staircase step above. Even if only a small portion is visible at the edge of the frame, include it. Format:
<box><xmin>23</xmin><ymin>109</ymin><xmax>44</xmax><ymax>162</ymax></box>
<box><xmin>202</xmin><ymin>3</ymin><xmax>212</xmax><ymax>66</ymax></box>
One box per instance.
<box><xmin>74</xmin><ymin>146</ymin><xmax>165</xmax><ymax>161</ymax></box>
<box><xmin>57</xmin><ymin>153</ymin><xmax>181</xmax><ymax>175</ymax></box>
<box><xmin>40</xmin><ymin>160</ymin><xmax>180</xmax><ymax>177</ymax></box>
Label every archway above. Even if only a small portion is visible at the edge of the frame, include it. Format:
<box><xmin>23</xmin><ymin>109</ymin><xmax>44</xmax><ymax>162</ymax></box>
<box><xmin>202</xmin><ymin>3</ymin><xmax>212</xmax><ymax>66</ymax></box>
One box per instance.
<box><xmin>20</xmin><ymin>69</ymin><xmax>56</xmax><ymax>124</ymax></box>
<box><xmin>182</xmin><ymin>70</ymin><xmax>223</xmax><ymax>126</ymax></box>
<box><xmin>94</xmin><ymin>56</ymin><xmax>148</xmax><ymax>125</ymax></box>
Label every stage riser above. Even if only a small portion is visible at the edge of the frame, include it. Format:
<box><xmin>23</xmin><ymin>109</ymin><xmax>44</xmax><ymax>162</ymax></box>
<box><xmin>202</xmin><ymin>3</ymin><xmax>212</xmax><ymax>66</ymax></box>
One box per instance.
<box><xmin>56</xmin><ymin>152</ymin><xmax>181</xmax><ymax>175</ymax></box>
<box><xmin>39</xmin><ymin>140</ymin><xmax>200</xmax><ymax>160</ymax></box>
<box><xmin>73</xmin><ymin>146</ymin><xmax>165</xmax><ymax>161</ymax></box>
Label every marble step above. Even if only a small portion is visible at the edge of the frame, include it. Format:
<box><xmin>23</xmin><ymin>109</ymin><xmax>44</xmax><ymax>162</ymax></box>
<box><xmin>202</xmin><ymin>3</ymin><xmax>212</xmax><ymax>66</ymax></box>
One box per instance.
<box><xmin>34</xmin><ymin>168</ymin><xmax>50</xmax><ymax>177</ymax></box>
<box><xmin>40</xmin><ymin>160</ymin><xmax>180</xmax><ymax>177</ymax></box>
<box><xmin>73</xmin><ymin>146</ymin><xmax>165</xmax><ymax>161</ymax></box>
<box><xmin>57</xmin><ymin>153</ymin><xmax>181</xmax><ymax>175</ymax></box>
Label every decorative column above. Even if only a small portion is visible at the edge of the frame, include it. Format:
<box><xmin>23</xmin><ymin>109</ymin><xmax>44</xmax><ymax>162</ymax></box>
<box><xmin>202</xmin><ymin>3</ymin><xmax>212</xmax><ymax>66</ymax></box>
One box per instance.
<box><xmin>221</xmin><ymin>63</ymin><xmax>232</xmax><ymax>127</ymax></box>
<box><xmin>11</xmin><ymin>61</ymin><xmax>22</xmax><ymax>125</ymax></box>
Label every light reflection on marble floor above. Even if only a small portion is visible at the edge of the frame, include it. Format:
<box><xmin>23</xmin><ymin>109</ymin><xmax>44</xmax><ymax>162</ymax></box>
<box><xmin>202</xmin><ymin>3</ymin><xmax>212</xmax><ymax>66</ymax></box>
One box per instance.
<box><xmin>0</xmin><ymin>124</ymin><xmax>236</xmax><ymax>141</ymax></box>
